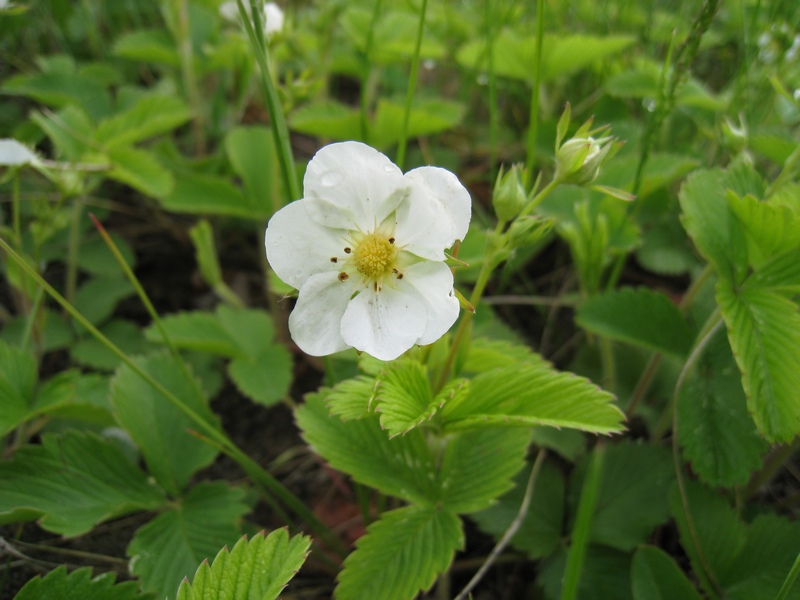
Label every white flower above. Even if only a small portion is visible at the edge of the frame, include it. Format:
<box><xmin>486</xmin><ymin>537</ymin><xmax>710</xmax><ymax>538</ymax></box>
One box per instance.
<box><xmin>265</xmin><ymin>141</ymin><xmax>471</xmax><ymax>361</ymax></box>
<box><xmin>219</xmin><ymin>0</ymin><xmax>283</xmax><ymax>38</ymax></box>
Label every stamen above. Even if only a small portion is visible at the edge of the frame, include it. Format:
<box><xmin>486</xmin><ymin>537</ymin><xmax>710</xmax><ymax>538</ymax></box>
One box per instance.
<box><xmin>338</xmin><ymin>272</ymin><xmax>349</xmax><ymax>281</ymax></box>
<box><xmin>330</xmin><ymin>257</ymin><xmax>338</xmax><ymax>263</ymax></box>
<box><xmin>344</xmin><ymin>247</ymin><xmax>352</xmax><ymax>254</ymax></box>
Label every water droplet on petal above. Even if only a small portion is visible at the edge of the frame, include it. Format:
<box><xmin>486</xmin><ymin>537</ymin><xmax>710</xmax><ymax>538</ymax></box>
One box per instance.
<box><xmin>383</xmin><ymin>164</ymin><xmax>396</xmax><ymax>173</ymax></box>
<box><xmin>320</xmin><ymin>170</ymin><xmax>343</xmax><ymax>186</ymax></box>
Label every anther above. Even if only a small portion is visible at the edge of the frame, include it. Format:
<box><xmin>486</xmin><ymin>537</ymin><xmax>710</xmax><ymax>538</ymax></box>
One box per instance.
<box><xmin>344</xmin><ymin>247</ymin><xmax>352</xmax><ymax>254</ymax></box>
<box><xmin>338</xmin><ymin>272</ymin><xmax>349</xmax><ymax>281</ymax></box>
<box><xmin>388</xmin><ymin>237</ymin><xmax>395</xmax><ymax>244</ymax></box>
<box><xmin>330</xmin><ymin>257</ymin><xmax>338</xmax><ymax>263</ymax></box>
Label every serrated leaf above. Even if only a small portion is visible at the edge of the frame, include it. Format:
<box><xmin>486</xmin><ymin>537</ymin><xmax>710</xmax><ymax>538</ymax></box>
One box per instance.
<box><xmin>375</xmin><ymin>361</ymin><xmax>438</xmax><ymax>437</ymax></box>
<box><xmin>0</xmin><ymin>431</ymin><xmax>165</xmax><ymax>537</ymax></box>
<box><xmin>679</xmin><ymin>168</ymin><xmax>748</xmax><ymax>283</ymax></box>
<box><xmin>95</xmin><ymin>95</ymin><xmax>192</xmax><ymax>147</ymax></box>
<box><xmin>441</xmin><ymin>363</ymin><xmax>624</xmax><ymax>434</ymax></box>
<box><xmin>571</xmin><ymin>441</ymin><xmax>673</xmax><ymax>551</ymax></box>
<box><xmin>159</xmin><ymin>172</ymin><xmax>265</xmax><ymax>219</ymax></box>
<box><xmin>107</xmin><ymin>145</ymin><xmax>174</xmax><ymax>199</ymax></box>
<box><xmin>111</xmin><ymin>352</ymin><xmax>220</xmax><ymax>495</ymax></box>
<box><xmin>576</xmin><ymin>287</ymin><xmax>693</xmax><ymax>358</ymax></box>
<box><xmin>670</xmin><ymin>480</ymin><xmax>746</xmax><ymax>597</ymax></box>
<box><xmin>727</xmin><ymin>192</ymin><xmax>800</xmax><ymax>269</ymax></box>
<box><xmin>73</xmin><ymin>276</ymin><xmax>135</xmax><ymax>325</ymax></box>
<box><xmin>717</xmin><ymin>279</ymin><xmax>800</xmax><ymax>442</ymax></box>
<box><xmin>145</xmin><ymin>311</ymin><xmax>239</xmax><ymax>356</ymax></box>
<box><xmin>336</xmin><ymin>505</ymin><xmax>463</xmax><ymax>600</ymax></box>
<box><xmin>176</xmin><ymin>529</ymin><xmax>311</xmax><ymax>600</ymax></box>
<box><xmin>470</xmin><ymin>461</ymin><xmax>565</xmax><ymax>559</ymax></box>
<box><xmin>678</xmin><ymin>334</ymin><xmax>767</xmax><ymax>487</ymax></box>
<box><xmin>749</xmin><ymin>247</ymin><xmax>800</xmax><ymax>293</ymax></box>
<box><xmin>461</xmin><ymin>337</ymin><xmax>550</xmax><ymax>374</ymax></box>
<box><xmin>326</xmin><ymin>376</ymin><xmax>378</xmax><ymax>421</ymax></box>
<box><xmin>631</xmin><ymin>546</ymin><xmax>703</xmax><ymax>600</ymax></box>
<box><xmin>71</xmin><ymin>319</ymin><xmax>151</xmax><ymax>371</ymax></box>
<box><xmin>129</xmin><ymin>482</ymin><xmax>249</xmax><ymax>600</ymax></box>
<box><xmin>0</xmin><ymin>340</ymin><xmax>37</xmax><ymax>437</ymax></box>
<box><xmin>224</xmin><ymin>126</ymin><xmax>278</xmax><ymax>215</ymax></box>
<box><xmin>14</xmin><ymin>566</ymin><xmax>153</xmax><ymax>600</ymax></box>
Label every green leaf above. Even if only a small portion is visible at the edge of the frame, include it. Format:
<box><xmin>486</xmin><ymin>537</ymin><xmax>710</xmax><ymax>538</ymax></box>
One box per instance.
<box><xmin>159</xmin><ymin>172</ymin><xmax>265</xmax><ymax>219</ymax></box>
<box><xmin>722</xmin><ymin>514</ymin><xmax>800</xmax><ymax>600</ymax></box>
<box><xmin>336</xmin><ymin>505</ymin><xmax>463</xmax><ymax>600</ymax></box>
<box><xmin>749</xmin><ymin>247</ymin><xmax>800</xmax><ymax>293</ymax></box>
<box><xmin>73</xmin><ymin>276</ymin><xmax>135</xmax><ymax>325</ymax></box>
<box><xmin>576</xmin><ymin>287</ymin><xmax>693</xmax><ymax>358</ymax></box>
<box><xmin>0</xmin><ymin>431</ymin><xmax>165</xmax><ymax>537</ymax></box>
<box><xmin>371</xmin><ymin>99</ymin><xmax>466</xmax><ymax>148</ymax></box>
<box><xmin>224</xmin><ymin>126</ymin><xmax>278</xmax><ymax>215</ymax></box>
<box><xmin>470</xmin><ymin>461</ymin><xmax>565</xmax><ymax>559</ymax></box>
<box><xmin>111</xmin><ymin>352</ymin><xmax>220</xmax><ymax>495</ymax></box>
<box><xmin>375</xmin><ymin>361</ymin><xmax>438</xmax><ymax>437</ymax></box>
<box><xmin>95</xmin><ymin>95</ymin><xmax>192</xmax><ymax>147</ymax></box>
<box><xmin>145</xmin><ymin>311</ymin><xmax>239</xmax><ymax>356</ymax></box>
<box><xmin>129</xmin><ymin>482</ymin><xmax>249</xmax><ymax>600</ymax></box>
<box><xmin>461</xmin><ymin>337</ymin><xmax>550</xmax><ymax>374</ymax></box>
<box><xmin>0</xmin><ymin>340</ymin><xmax>37</xmax><ymax>437</ymax></box>
<box><xmin>107</xmin><ymin>145</ymin><xmax>174</xmax><ymax>199</ymax></box>
<box><xmin>2</xmin><ymin>72</ymin><xmax>112</xmax><ymax>120</ymax></box>
<box><xmin>670</xmin><ymin>480</ymin><xmax>746</xmax><ymax>597</ymax></box>
<box><xmin>727</xmin><ymin>192</ymin><xmax>800</xmax><ymax>269</ymax></box>
<box><xmin>78</xmin><ymin>233</ymin><xmax>137</xmax><ymax>277</ymax></box>
<box><xmin>288</xmin><ymin>101</ymin><xmax>360</xmax><ymax>142</ymax></box>
<box><xmin>30</xmin><ymin>105</ymin><xmax>96</xmax><ymax>161</ymax></box>
<box><xmin>717</xmin><ymin>278</ymin><xmax>800</xmax><ymax>442</ymax></box>
<box><xmin>71</xmin><ymin>319</ymin><xmax>151</xmax><ymax>371</ymax></box>
<box><xmin>572</xmin><ymin>441</ymin><xmax>673</xmax><ymax>551</ymax></box>
<box><xmin>326</xmin><ymin>376</ymin><xmax>378</xmax><ymax>421</ymax></box>
<box><xmin>175</xmin><ymin>529</ymin><xmax>311</xmax><ymax>600</ymax></box>
<box><xmin>679</xmin><ymin>168</ymin><xmax>749</xmax><ymax>283</ymax></box>
<box><xmin>631</xmin><ymin>546</ymin><xmax>703</xmax><ymax>600</ymax></box>
<box><xmin>441</xmin><ymin>363</ymin><xmax>624</xmax><ymax>434</ymax></box>
<box><xmin>14</xmin><ymin>566</ymin><xmax>153</xmax><ymax>600</ymax></box>
<box><xmin>113</xmin><ymin>29</ymin><xmax>180</xmax><ymax>66</ymax></box>
<box><xmin>678</xmin><ymin>334</ymin><xmax>767</xmax><ymax>487</ymax></box>
<box><xmin>539</xmin><ymin>545</ymin><xmax>633</xmax><ymax>600</ymax></box>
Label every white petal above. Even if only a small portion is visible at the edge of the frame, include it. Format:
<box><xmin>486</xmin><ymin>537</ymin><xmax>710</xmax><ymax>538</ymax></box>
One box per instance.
<box><xmin>264</xmin><ymin>2</ymin><xmax>284</xmax><ymax>36</ymax></box>
<box><xmin>394</xmin><ymin>167</ymin><xmax>471</xmax><ymax>260</ymax></box>
<box><xmin>303</xmin><ymin>141</ymin><xmax>407</xmax><ymax>231</ymax></box>
<box><xmin>398</xmin><ymin>261</ymin><xmax>460</xmax><ymax>345</ymax></box>
<box><xmin>265</xmin><ymin>199</ymin><xmax>347</xmax><ymax>289</ymax></box>
<box><xmin>0</xmin><ymin>139</ymin><xmax>38</xmax><ymax>166</ymax></box>
<box><xmin>340</xmin><ymin>287</ymin><xmax>426</xmax><ymax>361</ymax></box>
<box><xmin>289</xmin><ymin>271</ymin><xmax>353</xmax><ymax>356</ymax></box>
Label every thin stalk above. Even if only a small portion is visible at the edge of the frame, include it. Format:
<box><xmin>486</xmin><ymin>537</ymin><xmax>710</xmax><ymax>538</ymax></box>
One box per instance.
<box><xmin>561</xmin><ymin>442</ymin><xmax>605</xmax><ymax>600</ymax></box>
<box><xmin>454</xmin><ymin>449</ymin><xmax>548</xmax><ymax>600</ymax></box>
<box><xmin>524</xmin><ymin>0</ymin><xmax>545</xmax><ymax>176</ymax></box>
<box><xmin>485</xmin><ymin>0</ymin><xmax>498</xmax><ymax>180</ymax></box>
<box><xmin>519</xmin><ymin>178</ymin><xmax>558</xmax><ymax>218</ymax></box>
<box><xmin>775</xmin><ymin>551</ymin><xmax>800</xmax><ymax>600</ymax></box>
<box><xmin>359</xmin><ymin>0</ymin><xmax>383</xmax><ymax>143</ymax></box>
<box><xmin>395</xmin><ymin>0</ymin><xmax>428</xmax><ymax>170</ymax></box>
<box><xmin>175</xmin><ymin>0</ymin><xmax>206</xmax><ymax>155</ymax></box>
<box><xmin>671</xmin><ymin>315</ymin><xmax>725</xmax><ymax>597</ymax></box>
<box><xmin>237</xmin><ymin>0</ymin><xmax>301</xmax><ymax>202</ymax></box>
<box><xmin>19</xmin><ymin>286</ymin><xmax>44</xmax><ymax>354</ymax></box>
<box><xmin>0</xmin><ymin>236</ymin><xmax>347</xmax><ymax>559</ymax></box>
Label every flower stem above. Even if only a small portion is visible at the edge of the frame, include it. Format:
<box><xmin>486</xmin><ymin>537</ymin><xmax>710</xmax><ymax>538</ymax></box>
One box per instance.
<box><xmin>359</xmin><ymin>0</ymin><xmax>383</xmax><ymax>144</ymax></box>
<box><xmin>524</xmin><ymin>0</ymin><xmax>545</xmax><ymax>176</ymax></box>
<box><xmin>237</xmin><ymin>0</ymin><xmax>301</xmax><ymax>202</ymax></box>
<box><xmin>775</xmin><ymin>550</ymin><xmax>800</xmax><ymax>600</ymax></box>
<box><xmin>395</xmin><ymin>0</ymin><xmax>428</xmax><ymax>170</ymax></box>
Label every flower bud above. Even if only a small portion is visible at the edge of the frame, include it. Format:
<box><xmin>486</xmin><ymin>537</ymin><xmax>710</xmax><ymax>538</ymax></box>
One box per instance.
<box><xmin>492</xmin><ymin>164</ymin><xmax>527</xmax><ymax>223</ymax></box>
<box><xmin>508</xmin><ymin>215</ymin><xmax>552</xmax><ymax>248</ymax></box>
<box><xmin>554</xmin><ymin>136</ymin><xmax>613</xmax><ymax>186</ymax></box>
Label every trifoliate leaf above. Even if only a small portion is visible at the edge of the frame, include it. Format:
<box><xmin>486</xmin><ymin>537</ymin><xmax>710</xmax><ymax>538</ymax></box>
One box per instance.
<box><xmin>336</xmin><ymin>505</ymin><xmax>463</xmax><ymax>600</ymax></box>
<box><xmin>678</xmin><ymin>334</ymin><xmax>767</xmax><ymax>487</ymax></box>
<box><xmin>129</xmin><ymin>482</ymin><xmax>249</xmax><ymax>600</ymax></box>
<box><xmin>631</xmin><ymin>546</ymin><xmax>703</xmax><ymax>600</ymax></box>
<box><xmin>14</xmin><ymin>566</ymin><xmax>153</xmax><ymax>600</ymax></box>
<box><xmin>471</xmin><ymin>461</ymin><xmax>565</xmax><ymax>559</ymax></box>
<box><xmin>175</xmin><ymin>529</ymin><xmax>310</xmax><ymax>600</ymax></box>
<box><xmin>111</xmin><ymin>351</ymin><xmax>220</xmax><ymax>495</ymax></box>
<box><xmin>441</xmin><ymin>363</ymin><xmax>624</xmax><ymax>434</ymax></box>
<box><xmin>717</xmin><ymin>278</ymin><xmax>800</xmax><ymax>442</ymax></box>
<box><xmin>375</xmin><ymin>360</ymin><xmax>439</xmax><ymax>437</ymax></box>
<box><xmin>576</xmin><ymin>287</ymin><xmax>693</xmax><ymax>358</ymax></box>
<box><xmin>326</xmin><ymin>376</ymin><xmax>378</xmax><ymax>421</ymax></box>
<box><xmin>0</xmin><ymin>431</ymin><xmax>165</xmax><ymax>537</ymax></box>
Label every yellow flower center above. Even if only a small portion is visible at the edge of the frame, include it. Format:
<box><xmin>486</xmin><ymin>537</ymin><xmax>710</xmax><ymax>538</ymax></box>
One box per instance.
<box><xmin>353</xmin><ymin>233</ymin><xmax>395</xmax><ymax>279</ymax></box>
